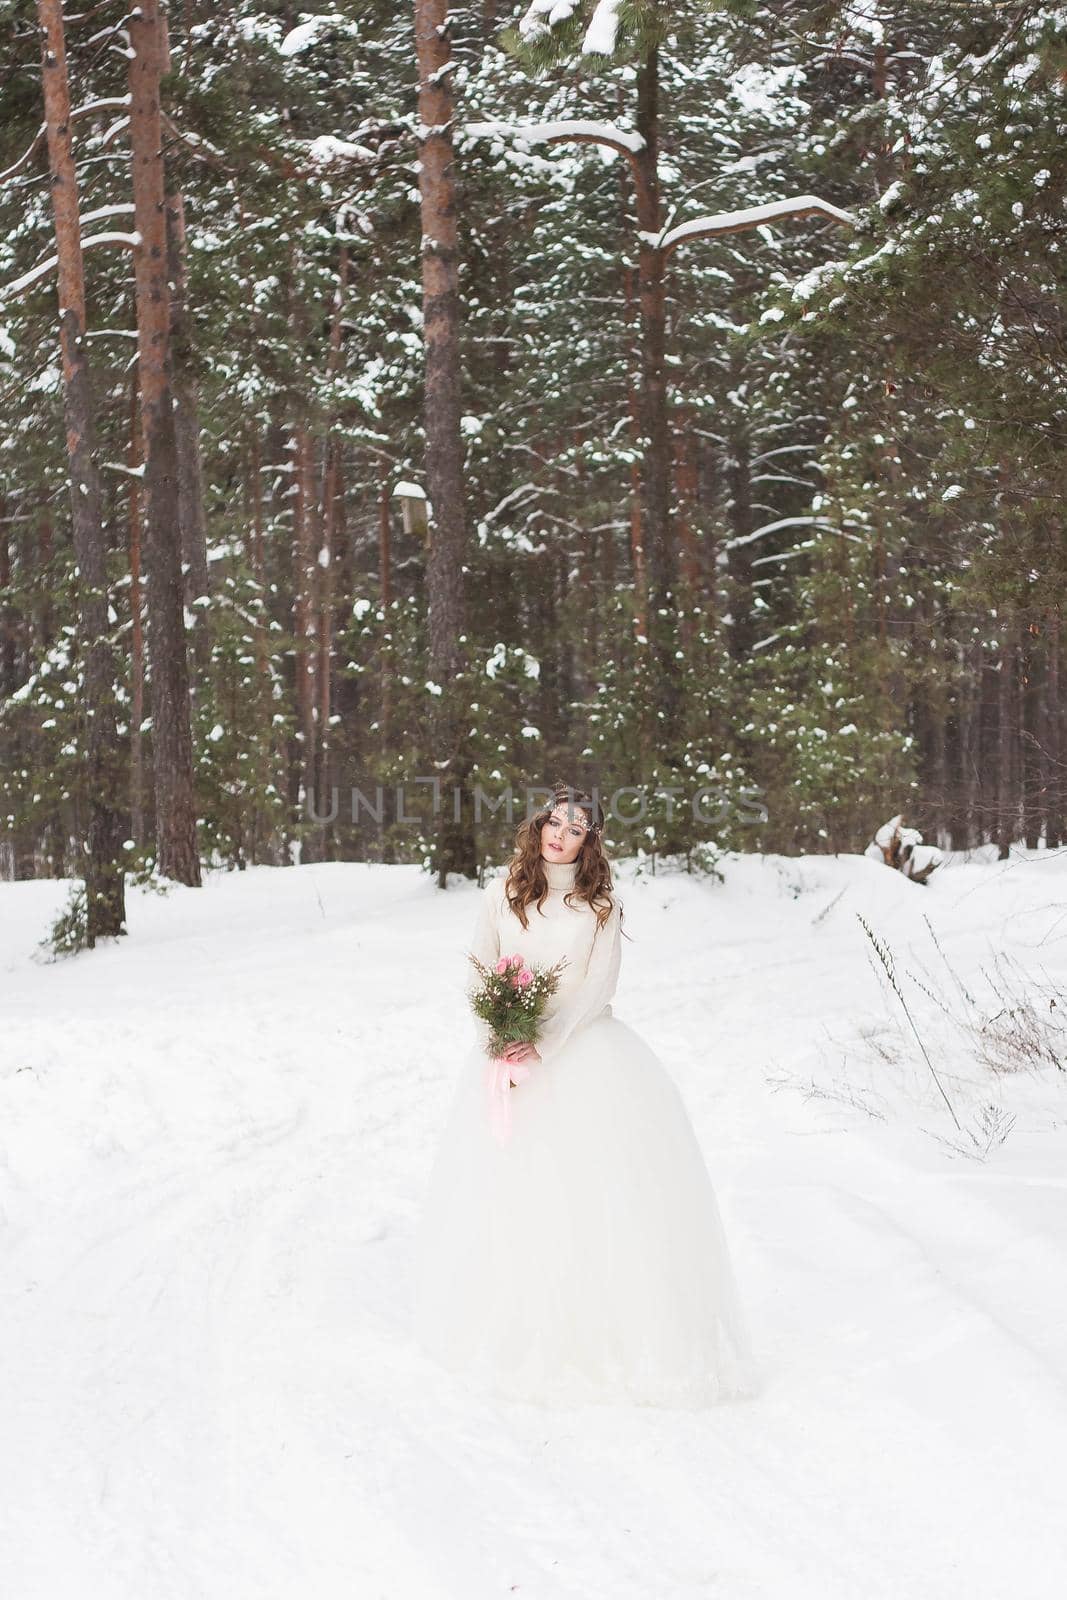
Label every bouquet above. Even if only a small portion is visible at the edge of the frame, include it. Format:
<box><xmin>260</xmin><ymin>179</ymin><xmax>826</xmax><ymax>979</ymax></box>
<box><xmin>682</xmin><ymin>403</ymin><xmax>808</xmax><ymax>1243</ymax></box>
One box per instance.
<box><xmin>466</xmin><ymin>950</ymin><xmax>568</xmax><ymax>1145</ymax></box>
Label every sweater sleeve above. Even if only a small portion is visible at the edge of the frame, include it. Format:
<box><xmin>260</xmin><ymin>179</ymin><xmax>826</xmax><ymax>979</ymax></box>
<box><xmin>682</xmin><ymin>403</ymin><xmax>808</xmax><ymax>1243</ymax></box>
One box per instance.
<box><xmin>535</xmin><ymin>894</ymin><xmax>623</xmax><ymax>1067</ymax></box>
<box><xmin>464</xmin><ymin>876</ymin><xmax>501</xmax><ymax>1052</ymax></box>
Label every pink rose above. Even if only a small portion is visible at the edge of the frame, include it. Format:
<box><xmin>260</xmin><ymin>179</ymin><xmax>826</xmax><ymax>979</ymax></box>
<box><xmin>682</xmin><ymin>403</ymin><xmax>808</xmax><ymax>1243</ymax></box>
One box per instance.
<box><xmin>495</xmin><ymin>957</ymin><xmax>509</xmax><ymax>975</ymax></box>
<box><xmin>515</xmin><ymin>969</ymin><xmax>533</xmax><ymax>987</ymax></box>
<box><xmin>508</xmin><ymin>954</ymin><xmax>523</xmax><ymax>968</ymax></box>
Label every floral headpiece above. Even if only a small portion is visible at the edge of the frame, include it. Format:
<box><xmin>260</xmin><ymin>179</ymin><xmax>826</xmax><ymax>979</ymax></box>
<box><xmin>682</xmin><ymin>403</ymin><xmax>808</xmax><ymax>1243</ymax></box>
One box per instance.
<box><xmin>546</xmin><ymin>796</ymin><xmax>601</xmax><ymax>834</ymax></box>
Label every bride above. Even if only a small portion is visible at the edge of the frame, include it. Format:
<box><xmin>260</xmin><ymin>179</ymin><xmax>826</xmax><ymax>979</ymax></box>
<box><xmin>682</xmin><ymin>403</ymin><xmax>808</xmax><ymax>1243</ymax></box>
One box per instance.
<box><xmin>412</xmin><ymin>783</ymin><xmax>753</xmax><ymax>1408</ymax></box>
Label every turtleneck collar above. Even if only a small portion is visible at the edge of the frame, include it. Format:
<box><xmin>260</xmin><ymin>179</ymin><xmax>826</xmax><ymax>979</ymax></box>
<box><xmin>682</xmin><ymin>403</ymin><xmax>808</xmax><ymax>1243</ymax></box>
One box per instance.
<box><xmin>543</xmin><ymin>854</ymin><xmax>578</xmax><ymax>891</ymax></box>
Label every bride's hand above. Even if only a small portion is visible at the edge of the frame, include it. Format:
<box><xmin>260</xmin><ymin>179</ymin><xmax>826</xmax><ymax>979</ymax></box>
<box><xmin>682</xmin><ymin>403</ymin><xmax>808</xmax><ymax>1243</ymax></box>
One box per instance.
<box><xmin>505</xmin><ymin>1042</ymin><xmax>540</xmax><ymax>1064</ymax></box>
<box><xmin>504</xmin><ymin>1042</ymin><xmax>541</xmax><ymax>1083</ymax></box>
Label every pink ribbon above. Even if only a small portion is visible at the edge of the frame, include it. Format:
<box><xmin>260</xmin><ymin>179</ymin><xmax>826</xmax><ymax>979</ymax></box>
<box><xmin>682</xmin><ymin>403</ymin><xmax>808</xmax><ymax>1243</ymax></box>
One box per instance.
<box><xmin>485</xmin><ymin>1054</ymin><xmax>530</xmax><ymax>1146</ymax></box>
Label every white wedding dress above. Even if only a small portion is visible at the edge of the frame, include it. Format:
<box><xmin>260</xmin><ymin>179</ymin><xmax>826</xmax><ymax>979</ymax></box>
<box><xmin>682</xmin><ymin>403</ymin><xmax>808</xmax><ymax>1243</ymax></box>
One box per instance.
<box><xmin>412</xmin><ymin>856</ymin><xmax>753</xmax><ymax>1409</ymax></box>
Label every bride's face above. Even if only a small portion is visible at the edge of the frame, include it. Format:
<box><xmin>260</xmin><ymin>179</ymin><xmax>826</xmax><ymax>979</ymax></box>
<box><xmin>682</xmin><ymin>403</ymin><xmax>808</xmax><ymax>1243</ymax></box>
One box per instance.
<box><xmin>541</xmin><ymin>806</ymin><xmax>590</xmax><ymax>865</ymax></box>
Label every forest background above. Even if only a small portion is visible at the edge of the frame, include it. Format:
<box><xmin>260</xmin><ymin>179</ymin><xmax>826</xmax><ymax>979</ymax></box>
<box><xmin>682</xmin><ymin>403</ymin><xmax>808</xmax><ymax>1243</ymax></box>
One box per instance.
<box><xmin>1</xmin><ymin>0</ymin><xmax>1064</xmax><ymax>943</ymax></box>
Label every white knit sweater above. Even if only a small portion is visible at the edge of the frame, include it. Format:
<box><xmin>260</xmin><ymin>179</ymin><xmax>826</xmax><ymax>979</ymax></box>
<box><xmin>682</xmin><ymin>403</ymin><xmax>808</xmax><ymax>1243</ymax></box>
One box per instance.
<box><xmin>465</xmin><ymin>856</ymin><xmax>623</xmax><ymax>1065</ymax></box>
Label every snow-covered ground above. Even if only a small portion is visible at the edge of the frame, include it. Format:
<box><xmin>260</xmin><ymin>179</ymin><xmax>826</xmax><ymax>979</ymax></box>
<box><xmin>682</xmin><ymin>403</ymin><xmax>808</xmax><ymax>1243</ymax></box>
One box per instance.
<box><xmin>3</xmin><ymin>847</ymin><xmax>1066</xmax><ymax>1599</ymax></box>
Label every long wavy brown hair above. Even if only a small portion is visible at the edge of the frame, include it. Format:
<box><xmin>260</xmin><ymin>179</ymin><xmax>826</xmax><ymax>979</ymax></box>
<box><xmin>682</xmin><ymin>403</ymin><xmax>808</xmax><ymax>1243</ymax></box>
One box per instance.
<box><xmin>503</xmin><ymin>782</ymin><xmax>626</xmax><ymax>940</ymax></box>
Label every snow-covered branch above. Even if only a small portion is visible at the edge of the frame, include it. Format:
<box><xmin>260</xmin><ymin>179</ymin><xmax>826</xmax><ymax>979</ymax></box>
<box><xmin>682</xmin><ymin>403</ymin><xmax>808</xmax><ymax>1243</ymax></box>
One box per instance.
<box><xmin>280</xmin><ymin>17</ymin><xmax>334</xmax><ymax>56</ymax></box>
<box><xmin>0</xmin><ymin>97</ymin><xmax>131</xmax><ymax>188</ymax></box>
<box><xmin>478</xmin><ymin>482</ymin><xmax>541</xmax><ymax>531</ymax></box>
<box><xmin>97</xmin><ymin>116</ymin><xmax>131</xmax><ymax>152</ymax></box>
<box><xmin>654</xmin><ymin>195</ymin><xmax>855</xmax><ymax>256</ymax></box>
<box><xmin>749</xmin><ymin>543</ymin><xmax>818</xmax><ymax>568</ymax></box>
<box><xmin>519</xmin><ymin>0</ymin><xmax>624</xmax><ymax>57</ymax></box>
<box><xmin>163</xmin><ymin>115</ymin><xmax>405</xmax><ymax>182</ymax></box>
<box><xmin>160</xmin><ymin>115</ymin><xmax>384</xmax><ymax>182</ymax></box>
<box><xmin>0</xmin><ymin>129</ymin><xmax>47</xmax><ymax>187</ymax></box>
<box><xmin>71</xmin><ymin>95</ymin><xmax>132</xmax><ymax>119</ymax></box>
<box><xmin>722</xmin><ymin>515</ymin><xmax>841</xmax><ymax>552</ymax></box>
<box><xmin>304</xmin><ymin>134</ymin><xmax>377</xmax><ymax>168</ymax></box>
<box><xmin>80</xmin><ymin>203</ymin><xmax>135</xmax><ymax>227</ymax></box>
<box><xmin>0</xmin><ymin>231</ymin><xmax>140</xmax><ymax>303</ymax></box>
<box><xmin>466</xmin><ymin>119</ymin><xmax>645</xmax><ymax>167</ymax></box>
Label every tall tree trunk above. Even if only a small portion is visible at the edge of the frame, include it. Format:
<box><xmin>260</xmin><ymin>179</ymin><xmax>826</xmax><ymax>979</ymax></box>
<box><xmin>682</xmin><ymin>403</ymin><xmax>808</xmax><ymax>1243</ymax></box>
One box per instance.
<box><xmin>673</xmin><ymin>413</ymin><xmax>700</xmax><ymax>648</ymax></box>
<box><xmin>414</xmin><ymin>0</ymin><xmax>475</xmax><ymax>883</ymax></box>
<box><xmin>36</xmin><ymin>510</ymin><xmax>54</xmax><ymax>650</ymax></box>
<box><xmin>268</xmin><ymin>404</ymin><xmax>299</xmax><ymax>864</ymax></box>
<box><xmin>128</xmin><ymin>371</ymin><xmax>146</xmax><ymax>848</ymax></box>
<box><xmin>622</xmin><ymin>263</ymin><xmax>648</xmax><ymax>641</ymax></box>
<box><xmin>128</xmin><ymin>3</ymin><xmax>200</xmax><ymax>885</ymax></box>
<box><xmin>291</xmin><ymin>424</ymin><xmax>317</xmax><ymax>834</ymax></box>
<box><xmin>0</xmin><ymin>507</ymin><xmax>15</xmax><ymax>701</ymax></box>
<box><xmin>316</xmin><ymin>434</ymin><xmax>339</xmax><ymax>858</ymax></box>
<box><xmin>247</xmin><ymin>426</ymin><xmax>273</xmax><ymax>865</ymax></box>
<box><xmin>573</xmin><ymin>429</ymin><xmax>599</xmax><ymax>681</ymax></box>
<box><xmin>725</xmin><ymin>415</ymin><xmax>755</xmax><ymax>660</ymax></box>
<box><xmin>165</xmin><ymin>190</ymin><xmax>211</xmax><ymax>670</ymax></box>
<box><xmin>378</xmin><ymin>481</ymin><xmax>393</xmax><ymax>613</ymax></box>
<box><xmin>1</xmin><ymin>505</ymin><xmax>37</xmax><ymax>880</ymax></box>
<box><xmin>379</xmin><ymin>483</ymin><xmax>393</xmax><ymax>753</ymax></box>
<box><xmin>962</xmin><ymin>637</ymin><xmax>983</xmax><ymax>848</ymax></box>
<box><xmin>634</xmin><ymin>43</ymin><xmax>681</xmax><ymax>758</ymax></box>
<box><xmin>630</xmin><ymin>43</ymin><xmax>681</xmax><ymax>752</ymax></box>
<box><xmin>929</xmin><ymin>692</ymin><xmax>948</xmax><ymax>850</ymax></box>
<box><xmin>37</xmin><ymin>0</ymin><xmax>127</xmax><ymax>941</ymax></box>
<box><xmin>995</xmin><ymin>621</ymin><xmax>1016</xmax><ymax>858</ymax></box>
<box><xmin>0</xmin><ymin>507</ymin><xmax>20</xmax><ymax>881</ymax></box>
<box><xmin>313</xmin><ymin>239</ymin><xmax>349</xmax><ymax>862</ymax></box>
<box><xmin>1044</xmin><ymin>612</ymin><xmax>1062</xmax><ymax>849</ymax></box>
<box><xmin>1021</xmin><ymin>620</ymin><xmax>1041</xmax><ymax>850</ymax></box>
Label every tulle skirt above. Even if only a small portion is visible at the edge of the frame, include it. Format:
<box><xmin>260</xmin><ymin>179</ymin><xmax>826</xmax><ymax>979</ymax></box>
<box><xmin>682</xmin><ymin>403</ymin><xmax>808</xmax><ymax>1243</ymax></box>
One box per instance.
<box><xmin>412</xmin><ymin>1013</ymin><xmax>755</xmax><ymax>1409</ymax></box>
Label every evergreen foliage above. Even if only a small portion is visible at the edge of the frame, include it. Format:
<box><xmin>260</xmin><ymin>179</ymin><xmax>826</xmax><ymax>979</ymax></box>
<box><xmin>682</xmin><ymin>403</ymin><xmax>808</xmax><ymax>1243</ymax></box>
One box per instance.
<box><xmin>1</xmin><ymin>1</ymin><xmax>1063</xmax><ymax>890</ymax></box>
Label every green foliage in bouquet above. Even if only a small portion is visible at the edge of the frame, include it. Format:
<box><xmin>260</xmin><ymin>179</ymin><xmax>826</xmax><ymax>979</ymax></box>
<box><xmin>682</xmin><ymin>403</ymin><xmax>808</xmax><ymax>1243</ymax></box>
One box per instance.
<box><xmin>467</xmin><ymin>951</ymin><xmax>570</xmax><ymax>1059</ymax></box>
